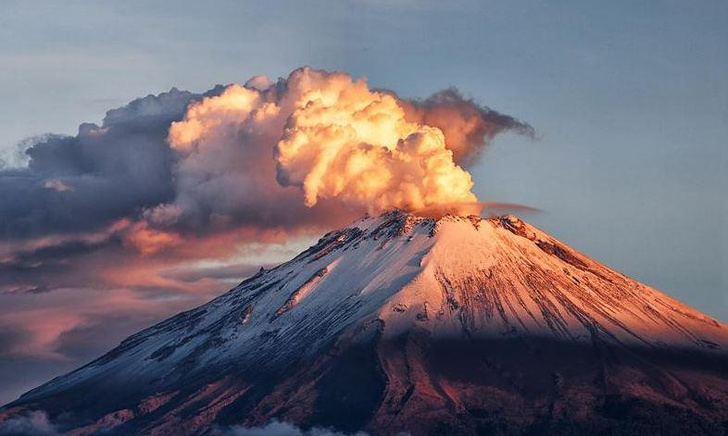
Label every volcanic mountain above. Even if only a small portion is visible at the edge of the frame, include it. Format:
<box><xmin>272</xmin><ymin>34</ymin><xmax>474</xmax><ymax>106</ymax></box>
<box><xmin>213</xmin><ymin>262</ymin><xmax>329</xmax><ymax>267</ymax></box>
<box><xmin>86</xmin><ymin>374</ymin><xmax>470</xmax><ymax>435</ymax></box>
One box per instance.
<box><xmin>2</xmin><ymin>211</ymin><xmax>728</xmax><ymax>435</ymax></box>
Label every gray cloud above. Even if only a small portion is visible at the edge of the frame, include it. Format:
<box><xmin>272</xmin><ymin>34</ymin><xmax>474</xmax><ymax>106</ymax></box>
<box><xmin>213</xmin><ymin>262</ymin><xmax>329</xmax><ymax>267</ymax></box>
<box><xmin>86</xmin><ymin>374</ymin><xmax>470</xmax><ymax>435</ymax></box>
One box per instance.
<box><xmin>399</xmin><ymin>87</ymin><xmax>535</xmax><ymax>165</ymax></box>
<box><xmin>0</xmin><ymin>92</ymin><xmax>184</xmax><ymax>240</ymax></box>
<box><xmin>0</xmin><ymin>237</ymin><xmax>122</xmax><ymax>295</ymax></box>
<box><xmin>161</xmin><ymin>262</ymin><xmax>275</xmax><ymax>284</ymax></box>
<box><xmin>0</xmin><ymin>86</ymin><xmax>233</xmax><ymax>241</ymax></box>
<box><xmin>222</xmin><ymin>420</ymin><xmax>368</xmax><ymax>436</ymax></box>
<box><xmin>0</xmin><ymin>410</ymin><xmax>57</xmax><ymax>435</ymax></box>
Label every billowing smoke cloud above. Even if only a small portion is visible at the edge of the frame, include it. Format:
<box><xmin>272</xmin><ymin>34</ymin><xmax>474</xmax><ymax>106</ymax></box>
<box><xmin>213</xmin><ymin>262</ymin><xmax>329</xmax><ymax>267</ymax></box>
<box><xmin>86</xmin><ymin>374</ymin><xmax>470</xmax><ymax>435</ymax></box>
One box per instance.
<box><xmin>164</xmin><ymin>68</ymin><xmax>533</xmax><ymax>224</ymax></box>
<box><xmin>274</xmin><ymin>73</ymin><xmax>476</xmax><ymax>212</ymax></box>
<box><xmin>0</xmin><ymin>67</ymin><xmax>531</xmax><ymax>248</ymax></box>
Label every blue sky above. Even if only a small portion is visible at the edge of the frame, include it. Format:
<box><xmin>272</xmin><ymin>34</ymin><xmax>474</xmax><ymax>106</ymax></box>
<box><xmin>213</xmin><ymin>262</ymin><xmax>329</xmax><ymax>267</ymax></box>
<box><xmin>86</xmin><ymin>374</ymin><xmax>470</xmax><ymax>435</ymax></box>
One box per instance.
<box><xmin>0</xmin><ymin>0</ymin><xmax>726</xmax><ymax>404</ymax></box>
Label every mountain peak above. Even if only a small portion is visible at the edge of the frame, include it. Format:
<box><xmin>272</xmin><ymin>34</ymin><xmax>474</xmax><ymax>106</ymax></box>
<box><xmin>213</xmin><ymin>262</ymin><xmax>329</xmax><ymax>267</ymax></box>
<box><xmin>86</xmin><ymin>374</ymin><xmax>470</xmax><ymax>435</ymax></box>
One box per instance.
<box><xmin>344</xmin><ymin>208</ymin><xmax>516</xmax><ymax>243</ymax></box>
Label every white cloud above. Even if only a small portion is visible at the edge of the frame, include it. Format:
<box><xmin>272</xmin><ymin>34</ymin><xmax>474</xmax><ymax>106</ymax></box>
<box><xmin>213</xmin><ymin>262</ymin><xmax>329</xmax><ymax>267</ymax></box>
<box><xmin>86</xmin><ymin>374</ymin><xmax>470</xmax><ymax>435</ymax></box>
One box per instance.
<box><xmin>0</xmin><ymin>410</ymin><xmax>57</xmax><ymax>436</ymax></box>
<box><xmin>224</xmin><ymin>420</ymin><xmax>368</xmax><ymax>436</ymax></box>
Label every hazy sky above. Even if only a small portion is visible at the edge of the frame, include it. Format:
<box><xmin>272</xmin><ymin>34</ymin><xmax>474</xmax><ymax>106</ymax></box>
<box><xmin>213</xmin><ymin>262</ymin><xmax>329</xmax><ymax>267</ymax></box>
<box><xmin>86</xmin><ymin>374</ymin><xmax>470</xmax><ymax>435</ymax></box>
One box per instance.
<box><xmin>0</xmin><ymin>0</ymin><xmax>726</xmax><ymax>404</ymax></box>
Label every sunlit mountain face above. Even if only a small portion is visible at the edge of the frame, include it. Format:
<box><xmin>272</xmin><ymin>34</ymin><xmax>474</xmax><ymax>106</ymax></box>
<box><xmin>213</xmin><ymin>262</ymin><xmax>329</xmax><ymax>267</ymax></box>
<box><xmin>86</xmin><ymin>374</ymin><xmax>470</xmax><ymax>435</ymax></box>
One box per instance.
<box><xmin>3</xmin><ymin>211</ymin><xmax>728</xmax><ymax>435</ymax></box>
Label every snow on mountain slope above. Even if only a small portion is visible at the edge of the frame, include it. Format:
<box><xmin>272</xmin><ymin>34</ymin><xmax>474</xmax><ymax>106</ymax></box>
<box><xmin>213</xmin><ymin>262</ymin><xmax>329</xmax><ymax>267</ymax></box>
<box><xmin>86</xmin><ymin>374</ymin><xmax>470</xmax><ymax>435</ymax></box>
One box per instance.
<box><xmin>384</xmin><ymin>213</ymin><xmax>727</xmax><ymax>348</ymax></box>
<box><xmin>3</xmin><ymin>211</ymin><xmax>728</xmax><ymax>435</ymax></box>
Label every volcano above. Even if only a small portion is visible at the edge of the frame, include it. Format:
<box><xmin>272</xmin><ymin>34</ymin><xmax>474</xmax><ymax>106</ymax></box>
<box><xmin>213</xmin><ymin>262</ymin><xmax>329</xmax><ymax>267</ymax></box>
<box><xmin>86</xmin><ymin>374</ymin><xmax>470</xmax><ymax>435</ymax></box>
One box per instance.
<box><xmin>2</xmin><ymin>211</ymin><xmax>728</xmax><ymax>435</ymax></box>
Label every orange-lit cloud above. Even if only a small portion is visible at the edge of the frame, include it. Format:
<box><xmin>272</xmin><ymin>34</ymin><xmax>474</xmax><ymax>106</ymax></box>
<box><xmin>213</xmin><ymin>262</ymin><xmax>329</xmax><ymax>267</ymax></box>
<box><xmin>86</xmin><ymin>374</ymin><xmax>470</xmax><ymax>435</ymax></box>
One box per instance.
<box><xmin>166</xmin><ymin>68</ymin><xmax>523</xmax><ymax>217</ymax></box>
<box><xmin>124</xmin><ymin>222</ymin><xmax>184</xmax><ymax>256</ymax></box>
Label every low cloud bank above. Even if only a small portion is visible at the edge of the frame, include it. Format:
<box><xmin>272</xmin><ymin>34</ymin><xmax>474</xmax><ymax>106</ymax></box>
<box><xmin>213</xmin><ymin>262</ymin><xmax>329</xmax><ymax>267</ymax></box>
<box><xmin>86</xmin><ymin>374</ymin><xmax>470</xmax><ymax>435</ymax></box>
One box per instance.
<box><xmin>0</xmin><ymin>410</ymin><xmax>57</xmax><ymax>435</ymax></box>
<box><xmin>222</xmin><ymin>419</ymin><xmax>369</xmax><ymax>436</ymax></box>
